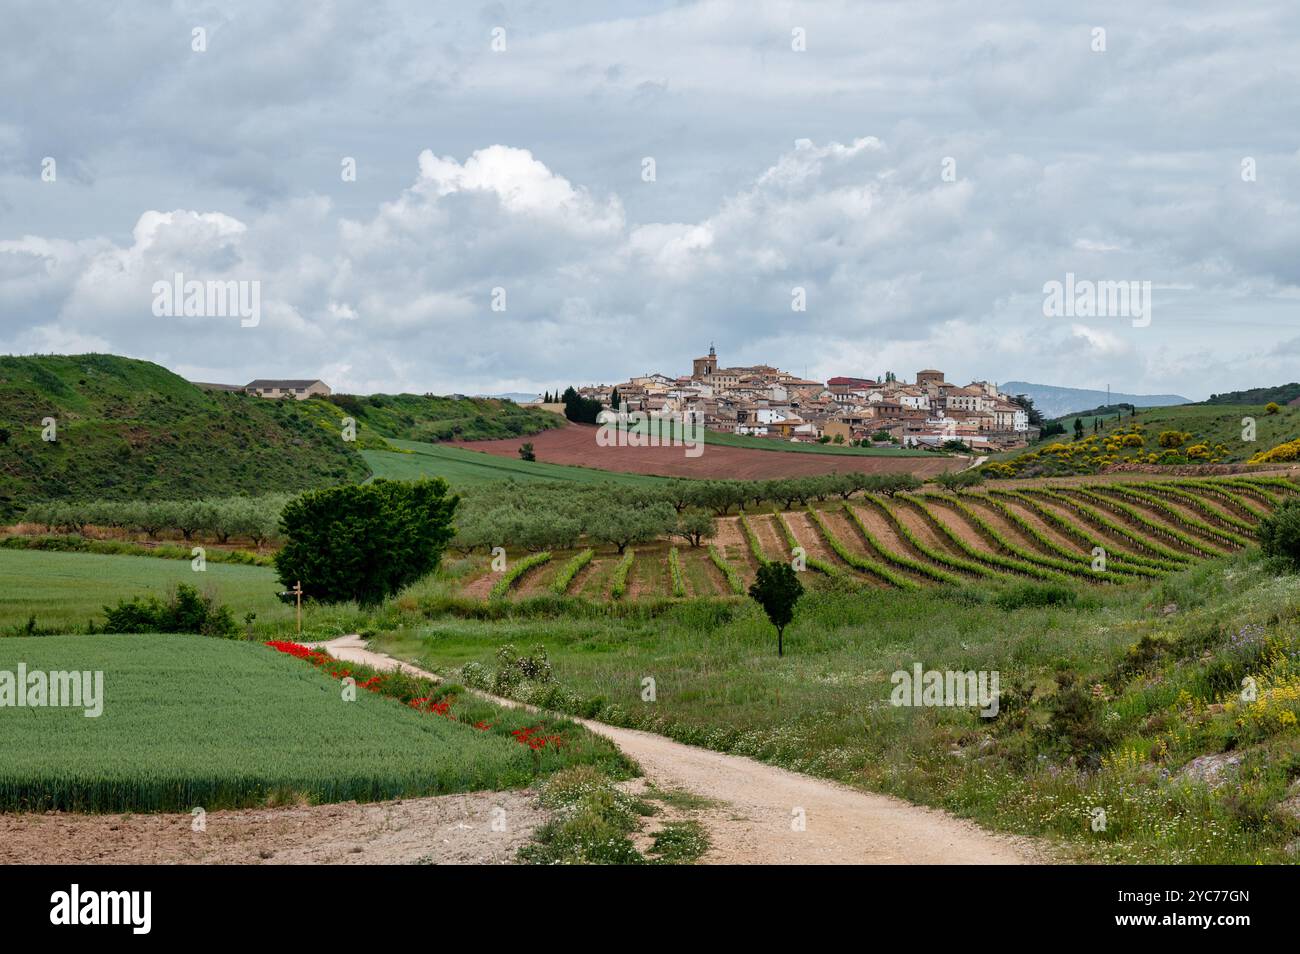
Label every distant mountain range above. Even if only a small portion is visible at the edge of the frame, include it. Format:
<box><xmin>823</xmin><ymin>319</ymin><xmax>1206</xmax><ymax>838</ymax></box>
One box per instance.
<box><xmin>1000</xmin><ymin>382</ymin><xmax>1191</xmax><ymax>419</ymax></box>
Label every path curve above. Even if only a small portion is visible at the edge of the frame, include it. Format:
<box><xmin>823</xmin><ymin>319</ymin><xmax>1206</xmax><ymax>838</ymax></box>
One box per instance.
<box><xmin>316</xmin><ymin>635</ymin><xmax>1044</xmax><ymax>865</ymax></box>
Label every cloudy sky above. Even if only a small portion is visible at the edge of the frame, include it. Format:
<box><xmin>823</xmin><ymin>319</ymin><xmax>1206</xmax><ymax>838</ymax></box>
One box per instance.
<box><xmin>2</xmin><ymin>1</ymin><xmax>1298</xmax><ymax>399</ymax></box>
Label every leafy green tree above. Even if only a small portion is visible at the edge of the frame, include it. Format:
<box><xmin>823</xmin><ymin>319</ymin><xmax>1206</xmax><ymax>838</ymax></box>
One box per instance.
<box><xmin>1073</xmin><ymin>418</ymin><xmax>1085</xmax><ymax>440</ymax></box>
<box><xmin>748</xmin><ymin>561</ymin><xmax>804</xmax><ymax>657</ymax></box>
<box><xmin>698</xmin><ymin>480</ymin><xmax>747</xmax><ymax>515</ymax></box>
<box><xmin>518</xmin><ymin>441</ymin><xmax>536</xmax><ymax>462</ymax></box>
<box><xmin>274</xmin><ymin>479</ymin><xmax>459</xmax><ymax>606</ymax></box>
<box><xmin>586</xmin><ymin>502</ymin><xmax>676</xmax><ymax>554</ymax></box>
<box><xmin>1258</xmin><ymin>499</ymin><xmax>1300</xmax><ymax>567</ymax></box>
<box><xmin>561</xmin><ymin>386</ymin><xmax>602</xmax><ymax>424</ymax></box>
<box><xmin>672</xmin><ymin>511</ymin><xmax>716</xmax><ymax>547</ymax></box>
<box><xmin>933</xmin><ymin>469</ymin><xmax>985</xmax><ymax>493</ymax></box>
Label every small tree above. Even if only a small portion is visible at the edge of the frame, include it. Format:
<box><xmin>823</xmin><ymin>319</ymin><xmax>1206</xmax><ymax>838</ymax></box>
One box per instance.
<box><xmin>587</xmin><ymin>502</ymin><xmax>676</xmax><ymax>554</ymax></box>
<box><xmin>1265</xmin><ymin>401</ymin><xmax>1281</xmax><ymax>415</ymax></box>
<box><xmin>748</xmin><ymin>561</ymin><xmax>804</xmax><ymax>657</ymax></box>
<box><xmin>518</xmin><ymin>442</ymin><xmax>536</xmax><ymax>462</ymax></box>
<box><xmin>671</xmin><ymin>511</ymin><xmax>716</xmax><ymax>547</ymax></box>
<box><xmin>934</xmin><ymin>469</ymin><xmax>985</xmax><ymax>494</ymax></box>
<box><xmin>1073</xmin><ymin>418</ymin><xmax>1084</xmax><ymax>441</ymax></box>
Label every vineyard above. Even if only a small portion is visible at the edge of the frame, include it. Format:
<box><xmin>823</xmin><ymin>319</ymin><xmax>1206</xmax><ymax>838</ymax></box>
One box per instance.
<box><xmin>9</xmin><ymin>473</ymin><xmax>1294</xmax><ymax>606</ymax></box>
<box><xmin>462</xmin><ymin>475</ymin><xmax>1295</xmax><ymax>603</ymax></box>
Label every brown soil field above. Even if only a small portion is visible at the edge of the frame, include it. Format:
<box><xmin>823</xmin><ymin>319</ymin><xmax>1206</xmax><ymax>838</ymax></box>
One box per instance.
<box><xmin>0</xmin><ymin>791</ymin><xmax>543</xmax><ymax>865</ymax></box>
<box><xmin>453</xmin><ymin>423</ymin><xmax>959</xmax><ymax>480</ymax></box>
<box><xmin>1088</xmin><ymin>489</ymin><xmax>1236</xmax><ymax>553</ymax></box>
<box><xmin>1053</xmin><ymin>488</ymin><xmax>1217</xmax><ymax>557</ymax></box>
<box><xmin>1019</xmin><ymin>491</ymin><xmax>1163</xmax><ymax>562</ymax></box>
<box><xmin>919</xmin><ymin>498</ymin><xmax>1002</xmax><ymax>556</ymax></box>
<box><xmin>714</xmin><ymin>516</ymin><xmax>758</xmax><ymax>577</ymax></box>
<box><xmin>749</xmin><ymin>513</ymin><xmax>789</xmax><ymax>563</ymax></box>
<box><xmin>781</xmin><ymin>511</ymin><xmax>839</xmax><ymax>569</ymax></box>
<box><xmin>963</xmin><ymin>495</ymin><xmax>1074</xmax><ymax>558</ymax></box>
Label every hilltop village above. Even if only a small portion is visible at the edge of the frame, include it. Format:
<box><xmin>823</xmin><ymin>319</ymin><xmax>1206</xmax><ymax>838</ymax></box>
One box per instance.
<box><xmin>569</xmin><ymin>345</ymin><xmax>1038</xmax><ymax>451</ymax></box>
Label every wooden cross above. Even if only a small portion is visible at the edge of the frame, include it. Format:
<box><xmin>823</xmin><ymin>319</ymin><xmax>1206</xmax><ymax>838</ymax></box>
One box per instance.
<box><xmin>292</xmin><ymin>580</ymin><xmax>303</xmax><ymax>636</ymax></box>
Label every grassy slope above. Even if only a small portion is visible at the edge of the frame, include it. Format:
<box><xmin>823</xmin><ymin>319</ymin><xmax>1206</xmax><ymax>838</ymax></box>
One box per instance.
<box><xmin>375</xmin><ymin>552</ymin><xmax>1300</xmax><ymax>864</ymax></box>
<box><xmin>1059</xmin><ymin>403</ymin><xmax>1300</xmax><ymax>461</ymax></box>
<box><xmin>330</xmin><ymin>392</ymin><xmax>564</xmax><ymax>443</ymax></box>
<box><xmin>0</xmin><ymin>548</ymin><xmax>290</xmax><ymax>631</ymax></box>
<box><xmin>0</xmin><ymin>633</ymin><xmax>612</xmax><ymax>811</ymax></box>
<box><xmin>0</xmin><ymin>354</ymin><xmax>369</xmax><ymax>515</ymax></box>
<box><xmin>364</xmin><ymin>438</ymin><xmax>670</xmax><ymax>488</ymax></box>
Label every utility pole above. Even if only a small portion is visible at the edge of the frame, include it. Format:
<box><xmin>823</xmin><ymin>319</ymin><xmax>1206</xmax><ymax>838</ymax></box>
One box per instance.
<box><xmin>293</xmin><ymin>580</ymin><xmax>303</xmax><ymax>637</ymax></box>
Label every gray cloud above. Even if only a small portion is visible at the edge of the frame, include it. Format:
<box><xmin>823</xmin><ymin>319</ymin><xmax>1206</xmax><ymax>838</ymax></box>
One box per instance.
<box><xmin>1</xmin><ymin>0</ymin><xmax>1298</xmax><ymax>398</ymax></box>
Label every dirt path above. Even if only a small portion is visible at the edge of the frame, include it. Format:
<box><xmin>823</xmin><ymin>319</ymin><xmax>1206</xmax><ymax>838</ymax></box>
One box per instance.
<box><xmin>322</xmin><ymin>636</ymin><xmax>1044</xmax><ymax>865</ymax></box>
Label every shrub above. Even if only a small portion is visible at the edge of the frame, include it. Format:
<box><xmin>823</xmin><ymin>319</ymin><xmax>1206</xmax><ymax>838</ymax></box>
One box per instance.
<box><xmin>668</xmin><ymin>548</ymin><xmax>686</xmax><ymax>597</ymax></box>
<box><xmin>1265</xmin><ymin>402</ymin><xmax>1281</xmax><ymax>415</ymax></box>
<box><xmin>99</xmin><ymin>583</ymin><xmax>238</xmax><ymax>637</ymax></box>
<box><xmin>1250</xmin><ymin>438</ymin><xmax>1300</xmax><ymax>464</ymax></box>
<box><xmin>1257</xmin><ymin>499</ymin><xmax>1300</xmax><ymax>567</ymax></box>
<box><xmin>274</xmin><ymin>479</ymin><xmax>458</xmax><ymax>606</ymax></box>
<box><xmin>491</xmin><ymin>643</ymin><xmax>554</xmax><ymax>695</ymax></box>
<box><xmin>1036</xmin><ymin>669</ymin><xmax>1108</xmax><ymax>767</ymax></box>
<box><xmin>993</xmin><ymin>582</ymin><xmax>1078</xmax><ymax>611</ymax></box>
<box><xmin>518</xmin><ymin>765</ymin><xmax>645</xmax><ymax>865</ymax></box>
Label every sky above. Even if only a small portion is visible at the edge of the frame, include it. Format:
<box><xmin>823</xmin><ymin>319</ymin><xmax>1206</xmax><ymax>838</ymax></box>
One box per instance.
<box><xmin>1</xmin><ymin>0</ymin><xmax>1298</xmax><ymax>399</ymax></box>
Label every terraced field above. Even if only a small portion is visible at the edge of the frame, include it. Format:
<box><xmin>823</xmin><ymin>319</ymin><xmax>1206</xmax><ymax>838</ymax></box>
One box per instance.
<box><xmin>458</xmin><ymin>476</ymin><xmax>1293</xmax><ymax>602</ymax></box>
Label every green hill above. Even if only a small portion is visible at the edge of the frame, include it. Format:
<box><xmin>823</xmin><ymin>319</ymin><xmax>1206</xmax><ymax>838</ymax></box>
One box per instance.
<box><xmin>988</xmin><ymin>401</ymin><xmax>1300</xmax><ymax>476</ymax></box>
<box><xmin>1203</xmin><ymin>383</ymin><xmax>1300</xmax><ymax>406</ymax></box>
<box><xmin>0</xmin><ymin>354</ymin><xmax>370</xmax><ymax>516</ymax></box>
